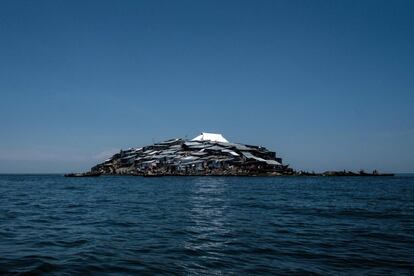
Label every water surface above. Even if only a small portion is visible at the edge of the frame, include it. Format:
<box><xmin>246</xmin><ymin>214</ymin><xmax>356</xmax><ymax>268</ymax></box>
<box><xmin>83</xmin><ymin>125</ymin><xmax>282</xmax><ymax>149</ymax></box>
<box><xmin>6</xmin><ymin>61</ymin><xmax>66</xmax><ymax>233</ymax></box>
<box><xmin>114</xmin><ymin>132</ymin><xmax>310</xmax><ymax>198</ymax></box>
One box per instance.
<box><xmin>0</xmin><ymin>175</ymin><xmax>413</xmax><ymax>274</ymax></box>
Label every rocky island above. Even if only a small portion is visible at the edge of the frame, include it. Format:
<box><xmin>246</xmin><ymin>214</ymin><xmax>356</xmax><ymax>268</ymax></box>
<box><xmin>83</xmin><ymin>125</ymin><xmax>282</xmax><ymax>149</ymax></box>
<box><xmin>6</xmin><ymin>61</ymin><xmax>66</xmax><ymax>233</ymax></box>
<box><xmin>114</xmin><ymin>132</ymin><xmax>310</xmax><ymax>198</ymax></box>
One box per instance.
<box><xmin>90</xmin><ymin>132</ymin><xmax>293</xmax><ymax>176</ymax></box>
<box><xmin>65</xmin><ymin>132</ymin><xmax>393</xmax><ymax>177</ymax></box>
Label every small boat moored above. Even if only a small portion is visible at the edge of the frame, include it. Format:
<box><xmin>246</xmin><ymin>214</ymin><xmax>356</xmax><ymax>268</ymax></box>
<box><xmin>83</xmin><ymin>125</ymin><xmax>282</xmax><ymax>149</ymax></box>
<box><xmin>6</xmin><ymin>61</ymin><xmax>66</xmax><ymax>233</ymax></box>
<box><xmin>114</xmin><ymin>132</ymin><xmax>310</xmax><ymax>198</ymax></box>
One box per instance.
<box><xmin>64</xmin><ymin>172</ymin><xmax>102</xmax><ymax>177</ymax></box>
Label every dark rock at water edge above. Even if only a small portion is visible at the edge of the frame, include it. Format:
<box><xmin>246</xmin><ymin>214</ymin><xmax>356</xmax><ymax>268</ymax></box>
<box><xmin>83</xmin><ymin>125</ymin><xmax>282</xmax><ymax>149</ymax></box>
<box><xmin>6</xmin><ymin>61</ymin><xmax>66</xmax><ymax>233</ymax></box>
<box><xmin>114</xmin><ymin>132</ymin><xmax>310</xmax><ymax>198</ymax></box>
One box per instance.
<box><xmin>296</xmin><ymin>170</ymin><xmax>394</xmax><ymax>177</ymax></box>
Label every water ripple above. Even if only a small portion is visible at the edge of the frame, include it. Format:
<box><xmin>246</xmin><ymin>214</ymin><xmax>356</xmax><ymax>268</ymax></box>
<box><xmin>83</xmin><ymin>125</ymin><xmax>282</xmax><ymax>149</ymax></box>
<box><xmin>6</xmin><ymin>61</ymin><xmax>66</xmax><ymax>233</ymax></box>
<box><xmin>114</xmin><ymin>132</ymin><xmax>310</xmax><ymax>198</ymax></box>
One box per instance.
<box><xmin>0</xmin><ymin>175</ymin><xmax>413</xmax><ymax>274</ymax></box>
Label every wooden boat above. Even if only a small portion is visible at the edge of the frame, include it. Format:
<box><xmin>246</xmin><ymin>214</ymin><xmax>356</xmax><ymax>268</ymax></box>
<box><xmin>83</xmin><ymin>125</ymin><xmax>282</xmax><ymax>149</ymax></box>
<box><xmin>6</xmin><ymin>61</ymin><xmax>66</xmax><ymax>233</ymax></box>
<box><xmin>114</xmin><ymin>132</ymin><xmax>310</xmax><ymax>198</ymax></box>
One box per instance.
<box><xmin>64</xmin><ymin>172</ymin><xmax>102</xmax><ymax>177</ymax></box>
<box><xmin>143</xmin><ymin>172</ymin><xmax>164</xmax><ymax>177</ymax></box>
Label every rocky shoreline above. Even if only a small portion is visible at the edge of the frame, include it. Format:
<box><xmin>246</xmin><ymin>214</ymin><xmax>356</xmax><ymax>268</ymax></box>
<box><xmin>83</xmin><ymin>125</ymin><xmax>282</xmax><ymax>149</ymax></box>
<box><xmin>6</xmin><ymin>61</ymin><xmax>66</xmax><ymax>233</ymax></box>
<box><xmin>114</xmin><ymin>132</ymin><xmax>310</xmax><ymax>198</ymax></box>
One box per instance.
<box><xmin>295</xmin><ymin>170</ymin><xmax>394</xmax><ymax>177</ymax></box>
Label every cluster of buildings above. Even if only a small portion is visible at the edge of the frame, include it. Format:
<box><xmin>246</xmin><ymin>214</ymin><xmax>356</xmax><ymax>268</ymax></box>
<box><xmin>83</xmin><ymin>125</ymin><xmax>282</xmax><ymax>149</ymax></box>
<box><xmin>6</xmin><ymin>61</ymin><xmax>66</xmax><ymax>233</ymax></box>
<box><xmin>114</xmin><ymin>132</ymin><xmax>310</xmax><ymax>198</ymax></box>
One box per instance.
<box><xmin>91</xmin><ymin>133</ymin><xmax>292</xmax><ymax>176</ymax></box>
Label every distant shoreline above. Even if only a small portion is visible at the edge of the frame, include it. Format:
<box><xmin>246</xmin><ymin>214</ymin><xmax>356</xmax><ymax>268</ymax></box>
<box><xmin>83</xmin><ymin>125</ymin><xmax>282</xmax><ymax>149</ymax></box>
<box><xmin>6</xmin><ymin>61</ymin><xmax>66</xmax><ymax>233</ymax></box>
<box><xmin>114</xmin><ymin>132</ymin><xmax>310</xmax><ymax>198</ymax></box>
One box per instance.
<box><xmin>0</xmin><ymin>172</ymin><xmax>414</xmax><ymax>177</ymax></box>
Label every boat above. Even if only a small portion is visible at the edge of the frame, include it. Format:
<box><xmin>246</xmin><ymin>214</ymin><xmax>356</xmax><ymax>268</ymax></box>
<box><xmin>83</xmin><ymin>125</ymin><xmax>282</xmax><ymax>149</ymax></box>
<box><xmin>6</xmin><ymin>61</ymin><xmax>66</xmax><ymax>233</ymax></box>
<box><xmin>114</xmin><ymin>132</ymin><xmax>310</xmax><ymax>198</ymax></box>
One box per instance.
<box><xmin>143</xmin><ymin>172</ymin><xmax>164</xmax><ymax>177</ymax></box>
<box><xmin>64</xmin><ymin>172</ymin><xmax>102</xmax><ymax>177</ymax></box>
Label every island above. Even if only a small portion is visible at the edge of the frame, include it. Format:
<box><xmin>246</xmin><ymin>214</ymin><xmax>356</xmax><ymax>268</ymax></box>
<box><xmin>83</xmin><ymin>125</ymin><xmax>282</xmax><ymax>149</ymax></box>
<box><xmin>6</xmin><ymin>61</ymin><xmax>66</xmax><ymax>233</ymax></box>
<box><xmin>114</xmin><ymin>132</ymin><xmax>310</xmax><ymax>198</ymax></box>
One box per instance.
<box><xmin>90</xmin><ymin>132</ymin><xmax>293</xmax><ymax>176</ymax></box>
<box><xmin>65</xmin><ymin>132</ymin><xmax>394</xmax><ymax>177</ymax></box>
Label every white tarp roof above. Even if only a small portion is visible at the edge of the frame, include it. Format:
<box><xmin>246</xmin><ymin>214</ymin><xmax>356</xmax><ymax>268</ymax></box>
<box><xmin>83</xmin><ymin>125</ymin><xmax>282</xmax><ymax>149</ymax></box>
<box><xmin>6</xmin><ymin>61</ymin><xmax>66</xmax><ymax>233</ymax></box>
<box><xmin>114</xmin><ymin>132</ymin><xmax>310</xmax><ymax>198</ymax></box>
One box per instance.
<box><xmin>192</xmin><ymin>132</ymin><xmax>229</xmax><ymax>143</ymax></box>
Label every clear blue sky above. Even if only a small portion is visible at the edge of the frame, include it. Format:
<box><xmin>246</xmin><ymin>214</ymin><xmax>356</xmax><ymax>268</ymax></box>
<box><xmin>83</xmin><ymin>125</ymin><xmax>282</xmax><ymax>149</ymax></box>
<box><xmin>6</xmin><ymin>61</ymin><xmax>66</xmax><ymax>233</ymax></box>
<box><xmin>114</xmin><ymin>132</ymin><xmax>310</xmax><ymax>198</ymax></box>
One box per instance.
<box><xmin>0</xmin><ymin>0</ymin><xmax>413</xmax><ymax>173</ymax></box>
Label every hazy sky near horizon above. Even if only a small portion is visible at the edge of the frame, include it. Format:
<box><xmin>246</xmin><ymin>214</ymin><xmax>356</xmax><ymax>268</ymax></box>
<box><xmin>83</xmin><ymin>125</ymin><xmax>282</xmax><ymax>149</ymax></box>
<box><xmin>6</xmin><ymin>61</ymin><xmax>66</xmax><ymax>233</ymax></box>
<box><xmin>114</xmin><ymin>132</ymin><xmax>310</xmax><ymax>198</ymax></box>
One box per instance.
<box><xmin>0</xmin><ymin>0</ymin><xmax>413</xmax><ymax>173</ymax></box>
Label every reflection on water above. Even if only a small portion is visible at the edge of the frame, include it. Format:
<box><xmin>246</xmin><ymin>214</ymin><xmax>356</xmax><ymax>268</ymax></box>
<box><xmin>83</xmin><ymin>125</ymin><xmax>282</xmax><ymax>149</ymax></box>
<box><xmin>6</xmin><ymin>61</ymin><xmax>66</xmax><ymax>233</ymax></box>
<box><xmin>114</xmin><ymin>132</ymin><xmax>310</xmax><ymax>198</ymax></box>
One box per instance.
<box><xmin>183</xmin><ymin>178</ymin><xmax>230</xmax><ymax>273</ymax></box>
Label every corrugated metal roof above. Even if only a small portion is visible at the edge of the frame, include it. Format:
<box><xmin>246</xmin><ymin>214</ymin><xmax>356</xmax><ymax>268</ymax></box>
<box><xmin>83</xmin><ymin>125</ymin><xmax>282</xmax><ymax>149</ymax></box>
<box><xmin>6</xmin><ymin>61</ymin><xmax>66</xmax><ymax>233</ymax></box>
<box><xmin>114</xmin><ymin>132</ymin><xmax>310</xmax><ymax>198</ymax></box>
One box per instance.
<box><xmin>191</xmin><ymin>151</ymin><xmax>209</xmax><ymax>156</ymax></box>
<box><xmin>205</xmin><ymin>145</ymin><xmax>225</xmax><ymax>151</ymax></box>
<box><xmin>241</xmin><ymin>152</ymin><xmax>281</xmax><ymax>165</ymax></box>
<box><xmin>232</xmin><ymin>144</ymin><xmax>252</xmax><ymax>151</ymax></box>
<box><xmin>187</xmin><ymin>144</ymin><xmax>211</xmax><ymax>149</ymax></box>
<box><xmin>265</xmin><ymin>160</ymin><xmax>282</xmax><ymax>166</ymax></box>
<box><xmin>121</xmin><ymin>155</ymin><xmax>136</xmax><ymax>160</ymax></box>
<box><xmin>160</xmin><ymin>149</ymin><xmax>178</xmax><ymax>155</ymax></box>
<box><xmin>217</xmin><ymin>142</ymin><xmax>252</xmax><ymax>151</ymax></box>
<box><xmin>181</xmin><ymin>156</ymin><xmax>199</xmax><ymax>161</ymax></box>
<box><xmin>222</xmin><ymin>149</ymin><xmax>239</xmax><ymax>156</ymax></box>
<box><xmin>241</xmin><ymin>152</ymin><xmax>254</xmax><ymax>159</ymax></box>
<box><xmin>184</xmin><ymin>141</ymin><xmax>201</xmax><ymax>147</ymax></box>
<box><xmin>169</xmin><ymin>145</ymin><xmax>182</xmax><ymax>149</ymax></box>
<box><xmin>241</xmin><ymin>152</ymin><xmax>266</xmax><ymax>162</ymax></box>
<box><xmin>180</xmin><ymin>156</ymin><xmax>200</xmax><ymax>164</ymax></box>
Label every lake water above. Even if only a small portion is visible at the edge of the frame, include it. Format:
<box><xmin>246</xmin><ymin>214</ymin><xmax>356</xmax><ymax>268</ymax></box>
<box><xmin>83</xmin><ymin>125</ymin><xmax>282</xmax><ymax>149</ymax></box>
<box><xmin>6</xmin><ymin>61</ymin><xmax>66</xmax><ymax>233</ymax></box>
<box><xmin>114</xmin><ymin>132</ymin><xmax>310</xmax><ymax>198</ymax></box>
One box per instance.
<box><xmin>0</xmin><ymin>175</ymin><xmax>413</xmax><ymax>275</ymax></box>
